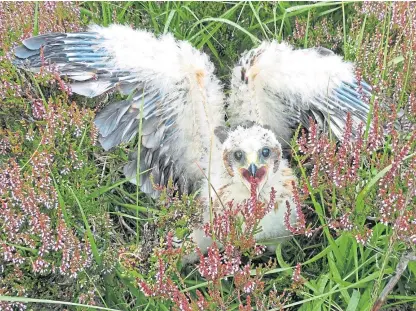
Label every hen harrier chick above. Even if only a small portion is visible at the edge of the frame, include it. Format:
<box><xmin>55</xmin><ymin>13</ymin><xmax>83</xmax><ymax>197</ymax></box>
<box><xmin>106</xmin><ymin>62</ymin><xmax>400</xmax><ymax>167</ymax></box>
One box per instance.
<box><xmin>14</xmin><ymin>25</ymin><xmax>371</xmax><ymax>261</ymax></box>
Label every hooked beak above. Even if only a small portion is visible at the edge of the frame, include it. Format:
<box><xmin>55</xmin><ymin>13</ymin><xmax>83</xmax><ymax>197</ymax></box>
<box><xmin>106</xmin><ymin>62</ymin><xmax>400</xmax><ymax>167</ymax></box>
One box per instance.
<box><xmin>248</xmin><ymin>163</ymin><xmax>258</xmax><ymax>177</ymax></box>
<box><xmin>239</xmin><ymin>161</ymin><xmax>268</xmax><ymax>194</ymax></box>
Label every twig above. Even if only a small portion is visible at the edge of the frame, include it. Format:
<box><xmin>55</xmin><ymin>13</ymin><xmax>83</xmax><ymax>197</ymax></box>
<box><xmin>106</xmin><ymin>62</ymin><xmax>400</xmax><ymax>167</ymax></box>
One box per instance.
<box><xmin>119</xmin><ymin>216</ymin><xmax>137</xmax><ymax>236</ymax></box>
<box><xmin>371</xmin><ymin>251</ymin><xmax>416</xmax><ymax>311</ymax></box>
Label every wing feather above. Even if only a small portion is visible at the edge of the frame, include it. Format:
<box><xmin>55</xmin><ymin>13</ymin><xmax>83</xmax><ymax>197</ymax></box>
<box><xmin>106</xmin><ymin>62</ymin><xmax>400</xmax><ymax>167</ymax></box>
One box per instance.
<box><xmin>15</xmin><ymin>25</ymin><xmax>225</xmax><ymax>197</ymax></box>
<box><xmin>228</xmin><ymin>41</ymin><xmax>371</xmax><ymax>145</ymax></box>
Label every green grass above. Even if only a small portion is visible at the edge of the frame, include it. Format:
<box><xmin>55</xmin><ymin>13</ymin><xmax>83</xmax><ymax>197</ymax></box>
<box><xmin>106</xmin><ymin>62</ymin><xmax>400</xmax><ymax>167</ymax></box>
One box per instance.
<box><xmin>0</xmin><ymin>1</ymin><xmax>415</xmax><ymax>311</ymax></box>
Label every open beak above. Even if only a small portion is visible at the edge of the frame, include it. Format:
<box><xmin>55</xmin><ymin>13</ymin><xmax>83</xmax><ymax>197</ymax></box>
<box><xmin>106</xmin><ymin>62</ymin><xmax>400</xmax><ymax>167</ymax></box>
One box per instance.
<box><xmin>248</xmin><ymin>163</ymin><xmax>258</xmax><ymax>177</ymax></box>
<box><xmin>239</xmin><ymin>153</ymin><xmax>268</xmax><ymax>194</ymax></box>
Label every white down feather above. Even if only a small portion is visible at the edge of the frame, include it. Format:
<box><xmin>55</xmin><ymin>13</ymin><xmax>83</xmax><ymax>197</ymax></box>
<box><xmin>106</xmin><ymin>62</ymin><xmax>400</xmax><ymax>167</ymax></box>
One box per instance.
<box><xmin>91</xmin><ymin>24</ymin><xmax>225</xmax><ymax>179</ymax></box>
<box><xmin>228</xmin><ymin>41</ymin><xmax>355</xmax><ymax>143</ymax></box>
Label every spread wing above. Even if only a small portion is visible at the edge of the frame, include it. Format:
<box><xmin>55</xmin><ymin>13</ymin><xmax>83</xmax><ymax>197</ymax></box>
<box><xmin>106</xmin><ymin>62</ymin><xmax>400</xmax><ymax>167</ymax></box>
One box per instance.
<box><xmin>227</xmin><ymin>41</ymin><xmax>372</xmax><ymax>148</ymax></box>
<box><xmin>14</xmin><ymin>24</ymin><xmax>225</xmax><ymax>197</ymax></box>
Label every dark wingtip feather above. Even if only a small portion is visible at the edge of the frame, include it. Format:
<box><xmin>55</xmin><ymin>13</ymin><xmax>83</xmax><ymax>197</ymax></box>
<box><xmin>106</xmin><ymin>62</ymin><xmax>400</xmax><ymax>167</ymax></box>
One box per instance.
<box><xmin>22</xmin><ymin>33</ymin><xmax>64</xmax><ymax>50</ymax></box>
<box><xmin>98</xmin><ymin>117</ymin><xmax>138</xmax><ymax>151</ymax></box>
<box><xmin>14</xmin><ymin>45</ymin><xmax>40</xmax><ymax>59</ymax></box>
<box><xmin>94</xmin><ymin>100</ymin><xmax>132</xmax><ymax>137</ymax></box>
<box><xmin>71</xmin><ymin>81</ymin><xmax>113</xmax><ymax>97</ymax></box>
<box><xmin>314</xmin><ymin>46</ymin><xmax>334</xmax><ymax>56</ymax></box>
<box><xmin>123</xmin><ymin>159</ymin><xmax>139</xmax><ymax>185</ymax></box>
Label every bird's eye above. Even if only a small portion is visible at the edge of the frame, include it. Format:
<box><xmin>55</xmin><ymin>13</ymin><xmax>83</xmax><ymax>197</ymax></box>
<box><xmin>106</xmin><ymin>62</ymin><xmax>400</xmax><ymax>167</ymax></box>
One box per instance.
<box><xmin>262</xmin><ymin>147</ymin><xmax>270</xmax><ymax>158</ymax></box>
<box><xmin>234</xmin><ymin>150</ymin><xmax>243</xmax><ymax>161</ymax></box>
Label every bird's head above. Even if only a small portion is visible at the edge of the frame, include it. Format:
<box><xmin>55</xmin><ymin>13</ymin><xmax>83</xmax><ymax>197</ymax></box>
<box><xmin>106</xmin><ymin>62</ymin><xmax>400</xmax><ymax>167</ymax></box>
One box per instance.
<box><xmin>215</xmin><ymin>123</ymin><xmax>282</xmax><ymax>194</ymax></box>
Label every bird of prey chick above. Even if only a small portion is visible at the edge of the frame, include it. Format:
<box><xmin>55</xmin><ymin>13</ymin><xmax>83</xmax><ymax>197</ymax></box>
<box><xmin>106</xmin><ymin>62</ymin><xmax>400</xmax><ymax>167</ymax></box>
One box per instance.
<box><xmin>14</xmin><ymin>24</ymin><xmax>372</xmax><ymax>261</ymax></box>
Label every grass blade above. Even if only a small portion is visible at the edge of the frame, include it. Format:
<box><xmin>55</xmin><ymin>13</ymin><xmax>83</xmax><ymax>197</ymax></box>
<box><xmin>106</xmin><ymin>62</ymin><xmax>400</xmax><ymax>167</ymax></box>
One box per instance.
<box><xmin>356</xmin><ymin>152</ymin><xmax>416</xmax><ymax>212</ymax></box>
<box><xmin>68</xmin><ymin>186</ymin><xmax>101</xmax><ymax>265</ymax></box>
<box><xmin>0</xmin><ymin>296</ymin><xmax>120</xmax><ymax>311</ymax></box>
<box><xmin>193</xmin><ymin>17</ymin><xmax>260</xmax><ymax>44</ymax></box>
<box><xmin>163</xmin><ymin>9</ymin><xmax>176</xmax><ymax>34</ymax></box>
<box><xmin>33</xmin><ymin>2</ymin><xmax>39</xmax><ymax>36</ymax></box>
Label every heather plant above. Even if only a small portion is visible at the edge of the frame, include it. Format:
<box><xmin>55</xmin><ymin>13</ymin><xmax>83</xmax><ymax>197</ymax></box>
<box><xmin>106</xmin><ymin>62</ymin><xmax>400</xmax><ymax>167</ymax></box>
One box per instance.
<box><xmin>0</xmin><ymin>2</ymin><xmax>116</xmax><ymax>310</ymax></box>
<box><xmin>132</xmin><ymin>181</ymin><xmax>305</xmax><ymax>311</ymax></box>
<box><xmin>0</xmin><ymin>2</ymin><xmax>415</xmax><ymax>311</ymax></box>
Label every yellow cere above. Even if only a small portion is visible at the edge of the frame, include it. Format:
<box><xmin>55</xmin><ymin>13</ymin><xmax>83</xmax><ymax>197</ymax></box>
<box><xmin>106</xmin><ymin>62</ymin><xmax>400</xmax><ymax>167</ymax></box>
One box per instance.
<box><xmin>246</xmin><ymin>152</ymin><xmax>258</xmax><ymax>164</ymax></box>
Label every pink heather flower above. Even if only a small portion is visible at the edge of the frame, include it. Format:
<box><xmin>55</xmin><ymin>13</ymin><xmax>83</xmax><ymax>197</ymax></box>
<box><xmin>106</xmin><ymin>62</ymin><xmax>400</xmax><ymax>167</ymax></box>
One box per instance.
<box><xmin>292</xmin><ymin>263</ymin><xmax>302</xmax><ymax>284</ymax></box>
<box><xmin>31</xmin><ymin>99</ymin><xmax>46</xmax><ymax>120</ymax></box>
<box><xmin>284</xmin><ymin>185</ymin><xmax>307</xmax><ymax>236</ymax></box>
<box><xmin>339</xmin><ymin>212</ymin><xmax>354</xmax><ymax>231</ymax></box>
<box><xmin>355</xmin><ymin>227</ymin><xmax>373</xmax><ymax>246</ymax></box>
<box><xmin>197</xmin><ymin>243</ymin><xmax>223</xmax><ymax>281</ymax></box>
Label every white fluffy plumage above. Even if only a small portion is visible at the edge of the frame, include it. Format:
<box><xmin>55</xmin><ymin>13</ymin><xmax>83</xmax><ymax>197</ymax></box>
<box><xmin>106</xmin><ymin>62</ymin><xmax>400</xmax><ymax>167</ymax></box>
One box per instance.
<box><xmin>91</xmin><ymin>25</ymin><xmax>225</xmax><ymax>186</ymax></box>
<box><xmin>14</xmin><ymin>25</ymin><xmax>371</xmax><ymax>262</ymax></box>
<box><xmin>228</xmin><ymin>41</ymin><xmax>366</xmax><ymax>143</ymax></box>
<box><xmin>185</xmin><ymin>124</ymin><xmax>298</xmax><ymax>263</ymax></box>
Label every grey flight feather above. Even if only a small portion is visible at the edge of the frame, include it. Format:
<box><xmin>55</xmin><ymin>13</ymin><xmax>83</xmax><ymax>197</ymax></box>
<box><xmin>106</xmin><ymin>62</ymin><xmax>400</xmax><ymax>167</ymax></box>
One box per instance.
<box><xmin>13</xmin><ymin>25</ymin><xmax>225</xmax><ymax>196</ymax></box>
<box><xmin>13</xmin><ymin>25</ymin><xmax>373</xmax><ymax>198</ymax></box>
<box><xmin>228</xmin><ymin>41</ymin><xmax>372</xmax><ymax>146</ymax></box>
